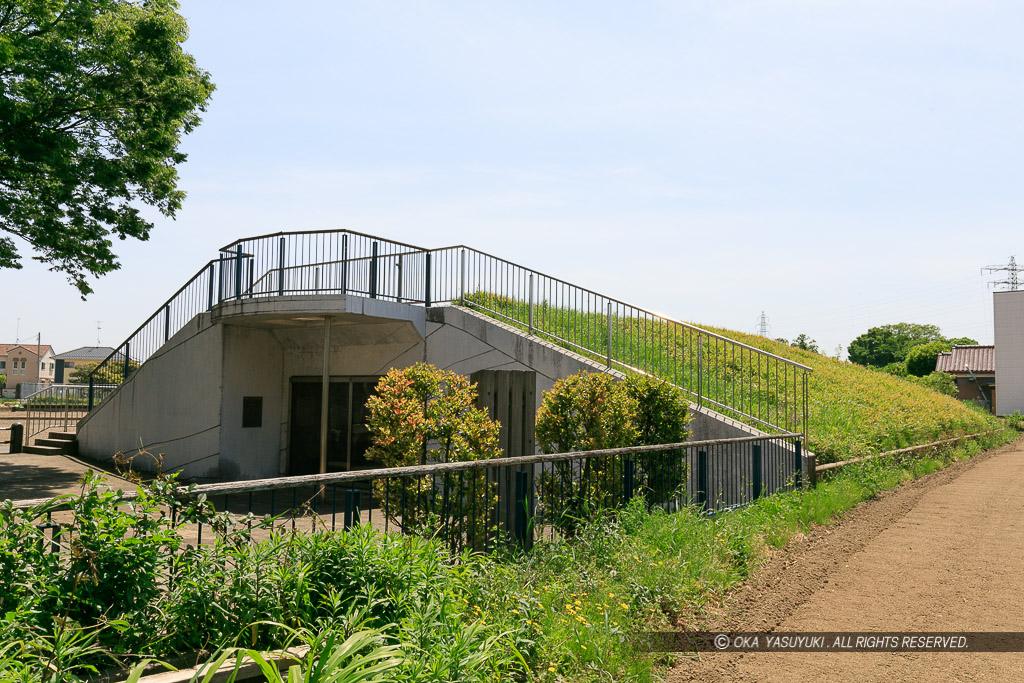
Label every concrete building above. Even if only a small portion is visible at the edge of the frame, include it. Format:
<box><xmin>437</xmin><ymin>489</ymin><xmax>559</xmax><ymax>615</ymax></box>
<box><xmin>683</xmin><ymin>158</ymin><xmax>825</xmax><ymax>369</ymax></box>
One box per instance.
<box><xmin>994</xmin><ymin>290</ymin><xmax>1024</xmax><ymax>416</ymax></box>
<box><xmin>76</xmin><ymin>230</ymin><xmax>807</xmax><ymax>481</ymax></box>
<box><xmin>935</xmin><ymin>345</ymin><xmax>995</xmax><ymax>412</ymax></box>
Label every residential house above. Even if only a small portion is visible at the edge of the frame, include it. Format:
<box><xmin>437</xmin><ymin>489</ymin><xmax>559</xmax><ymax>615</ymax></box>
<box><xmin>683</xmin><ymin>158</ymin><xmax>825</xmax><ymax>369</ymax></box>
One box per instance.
<box><xmin>0</xmin><ymin>343</ymin><xmax>56</xmax><ymax>396</ymax></box>
<box><xmin>54</xmin><ymin>346</ymin><xmax>119</xmax><ymax>383</ymax></box>
<box><xmin>935</xmin><ymin>345</ymin><xmax>995</xmax><ymax>412</ymax></box>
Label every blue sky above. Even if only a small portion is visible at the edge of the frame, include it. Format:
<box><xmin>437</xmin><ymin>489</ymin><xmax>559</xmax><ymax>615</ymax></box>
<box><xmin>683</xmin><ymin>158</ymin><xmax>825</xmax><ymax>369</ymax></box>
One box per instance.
<box><xmin>6</xmin><ymin>0</ymin><xmax>1023</xmax><ymax>357</ymax></box>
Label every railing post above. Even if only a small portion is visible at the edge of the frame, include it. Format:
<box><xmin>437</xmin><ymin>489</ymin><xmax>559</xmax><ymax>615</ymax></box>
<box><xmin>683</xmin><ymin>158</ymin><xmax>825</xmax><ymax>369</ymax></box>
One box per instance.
<box><xmin>623</xmin><ymin>457</ymin><xmax>635</xmax><ymax>504</ymax></box>
<box><xmin>370</xmin><ymin>241</ymin><xmax>378</xmax><ymax>299</ymax></box>
<box><xmin>396</xmin><ymin>253</ymin><xmax>403</xmax><ymax>302</ymax></box>
<box><xmin>344</xmin><ymin>490</ymin><xmax>361</xmax><ymax>528</ymax></box>
<box><xmin>88</xmin><ymin>375</ymin><xmax>94</xmax><ymax>411</ymax></box>
<box><xmin>207</xmin><ymin>262</ymin><xmax>215</xmax><ymax>310</ymax></box>
<box><xmin>234</xmin><ymin>245</ymin><xmax>242</xmax><ymax>300</ymax></box>
<box><xmin>460</xmin><ymin>248</ymin><xmax>466</xmax><ymax>303</ymax></box>
<box><xmin>606</xmin><ymin>301</ymin><xmax>613</xmax><ymax>368</ymax></box>
<box><xmin>696</xmin><ymin>332</ymin><xmax>703</xmax><ymax>407</ymax></box>
<box><xmin>697</xmin><ymin>450</ymin><xmax>708</xmax><ymax>511</ymax></box>
<box><xmin>513</xmin><ymin>470</ymin><xmax>532</xmax><ymax>550</ymax></box>
<box><xmin>752</xmin><ymin>443</ymin><xmax>763</xmax><ymax>500</ymax></box>
<box><xmin>9</xmin><ymin>423</ymin><xmax>22</xmax><ymax>454</ymax></box>
<box><xmin>217</xmin><ymin>253</ymin><xmax>224</xmax><ymax>304</ymax></box>
<box><xmin>340</xmin><ymin>234</ymin><xmax>348</xmax><ymax>295</ymax></box>
<box><xmin>123</xmin><ymin>343</ymin><xmax>130</xmax><ymax>384</ymax></box>
<box><xmin>424</xmin><ymin>251</ymin><xmax>432</xmax><ymax>307</ymax></box>
<box><xmin>278</xmin><ymin>237</ymin><xmax>286</xmax><ymax>296</ymax></box>
<box><xmin>247</xmin><ymin>258</ymin><xmax>254</xmax><ymax>298</ymax></box>
<box><xmin>794</xmin><ymin>439</ymin><xmax>803</xmax><ymax>488</ymax></box>
<box><xmin>164</xmin><ymin>304</ymin><xmax>171</xmax><ymax>343</ymax></box>
<box><xmin>528</xmin><ymin>273</ymin><xmax>534</xmax><ymax>334</ymax></box>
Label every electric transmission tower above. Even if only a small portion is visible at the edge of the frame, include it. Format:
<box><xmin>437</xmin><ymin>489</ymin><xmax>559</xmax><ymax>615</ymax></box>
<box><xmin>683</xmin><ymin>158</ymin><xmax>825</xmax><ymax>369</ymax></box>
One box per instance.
<box><xmin>755</xmin><ymin>311</ymin><xmax>771</xmax><ymax>337</ymax></box>
<box><xmin>982</xmin><ymin>256</ymin><xmax>1023</xmax><ymax>291</ymax></box>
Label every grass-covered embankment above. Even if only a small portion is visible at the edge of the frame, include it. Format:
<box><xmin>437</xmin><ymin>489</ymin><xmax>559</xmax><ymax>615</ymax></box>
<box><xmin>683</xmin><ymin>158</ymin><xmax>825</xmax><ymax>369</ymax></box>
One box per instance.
<box><xmin>461</xmin><ymin>294</ymin><xmax>1000</xmax><ymax>463</ymax></box>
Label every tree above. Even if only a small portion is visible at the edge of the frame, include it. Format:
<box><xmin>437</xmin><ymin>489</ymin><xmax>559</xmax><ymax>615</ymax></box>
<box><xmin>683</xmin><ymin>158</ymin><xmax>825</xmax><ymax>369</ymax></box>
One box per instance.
<box><xmin>68</xmin><ymin>359</ymin><xmax>138</xmax><ymax>384</ymax></box>
<box><xmin>847</xmin><ymin>323</ymin><xmax>945</xmax><ymax>367</ymax></box>
<box><xmin>790</xmin><ymin>334</ymin><xmax>819</xmax><ymax>353</ymax></box>
<box><xmin>0</xmin><ymin>0</ymin><xmax>214</xmax><ymax>295</ymax></box>
<box><xmin>905</xmin><ymin>340</ymin><xmax>951</xmax><ymax>377</ymax></box>
<box><xmin>946</xmin><ymin>336</ymin><xmax>980</xmax><ymax>347</ymax></box>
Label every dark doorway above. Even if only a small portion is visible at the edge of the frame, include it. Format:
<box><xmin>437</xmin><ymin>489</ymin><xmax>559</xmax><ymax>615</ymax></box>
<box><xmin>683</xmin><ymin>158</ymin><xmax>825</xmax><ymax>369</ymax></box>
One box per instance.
<box><xmin>288</xmin><ymin>377</ymin><xmax>380</xmax><ymax>476</ymax></box>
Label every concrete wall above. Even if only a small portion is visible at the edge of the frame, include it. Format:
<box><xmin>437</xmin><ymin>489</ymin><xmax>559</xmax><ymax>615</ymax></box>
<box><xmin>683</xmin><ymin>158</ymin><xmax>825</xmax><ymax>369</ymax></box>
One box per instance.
<box><xmin>79</xmin><ymin>296</ymin><xmax>766</xmax><ymax>481</ymax></box>
<box><xmin>77</xmin><ymin>314</ymin><xmax>224</xmax><ymax>477</ymax></box>
<box><xmin>994</xmin><ymin>291</ymin><xmax>1024</xmax><ymax>416</ymax></box>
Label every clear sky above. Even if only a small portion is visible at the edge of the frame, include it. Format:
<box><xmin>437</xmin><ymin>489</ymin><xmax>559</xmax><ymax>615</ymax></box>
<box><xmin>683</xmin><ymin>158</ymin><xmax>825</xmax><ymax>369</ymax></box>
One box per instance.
<box><xmin>5</xmin><ymin>0</ymin><xmax>1023</xmax><ymax>358</ymax></box>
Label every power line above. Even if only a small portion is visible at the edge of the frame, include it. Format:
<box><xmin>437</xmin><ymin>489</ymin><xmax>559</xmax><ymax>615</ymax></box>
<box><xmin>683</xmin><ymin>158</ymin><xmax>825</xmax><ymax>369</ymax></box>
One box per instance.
<box><xmin>982</xmin><ymin>255</ymin><xmax>1022</xmax><ymax>291</ymax></box>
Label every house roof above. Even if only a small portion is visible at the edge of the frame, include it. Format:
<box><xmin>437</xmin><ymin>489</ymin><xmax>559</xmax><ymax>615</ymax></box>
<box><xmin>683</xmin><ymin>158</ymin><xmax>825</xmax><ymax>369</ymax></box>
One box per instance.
<box><xmin>0</xmin><ymin>343</ymin><xmax>54</xmax><ymax>357</ymax></box>
<box><xmin>936</xmin><ymin>345</ymin><xmax>995</xmax><ymax>375</ymax></box>
<box><xmin>54</xmin><ymin>346</ymin><xmax>118</xmax><ymax>361</ymax></box>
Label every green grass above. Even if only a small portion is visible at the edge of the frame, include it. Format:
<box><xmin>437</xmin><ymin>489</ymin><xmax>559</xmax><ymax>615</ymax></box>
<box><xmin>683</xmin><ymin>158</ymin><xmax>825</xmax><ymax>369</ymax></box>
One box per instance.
<box><xmin>461</xmin><ymin>294</ymin><xmax>1002</xmax><ymax>463</ymax></box>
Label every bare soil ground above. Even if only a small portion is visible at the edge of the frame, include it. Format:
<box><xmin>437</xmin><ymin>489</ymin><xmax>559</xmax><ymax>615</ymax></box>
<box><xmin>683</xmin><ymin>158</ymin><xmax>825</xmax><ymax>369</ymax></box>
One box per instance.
<box><xmin>667</xmin><ymin>436</ymin><xmax>1024</xmax><ymax>683</ymax></box>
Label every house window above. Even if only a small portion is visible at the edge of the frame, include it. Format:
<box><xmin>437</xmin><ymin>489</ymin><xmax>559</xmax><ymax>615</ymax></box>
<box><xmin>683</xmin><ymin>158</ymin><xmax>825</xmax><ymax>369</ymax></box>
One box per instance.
<box><xmin>0</xmin><ymin>361</ymin><xmax>5</xmax><ymax>369</ymax></box>
<box><xmin>49</xmin><ymin>363</ymin><xmax>54</xmax><ymax>371</ymax></box>
<box><xmin>66</xmin><ymin>361</ymin><xmax>75</xmax><ymax>368</ymax></box>
<box><xmin>242</xmin><ymin>396</ymin><xmax>263</xmax><ymax>428</ymax></box>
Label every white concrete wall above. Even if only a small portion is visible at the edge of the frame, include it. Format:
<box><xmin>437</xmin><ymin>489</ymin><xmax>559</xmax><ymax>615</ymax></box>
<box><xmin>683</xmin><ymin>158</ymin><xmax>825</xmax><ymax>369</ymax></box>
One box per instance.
<box><xmin>994</xmin><ymin>291</ymin><xmax>1024</xmax><ymax>415</ymax></box>
<box><xmin>220</xmin><ymin>325</ymin><xmax>285</xmax><ymax>479</ymax></box>
<box><xmin>77</xmin><ymin>314</ymin><xmax>224</xmax><ymax>477</ymax></box>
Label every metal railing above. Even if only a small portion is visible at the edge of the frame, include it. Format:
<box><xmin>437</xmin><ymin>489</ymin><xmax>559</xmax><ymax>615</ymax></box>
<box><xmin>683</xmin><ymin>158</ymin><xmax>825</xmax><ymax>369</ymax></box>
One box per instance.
<box><xmin>88</xmin><ymin>229</ymin><xmax>811</xmax><ymax>438</ymax></box>
<box><xmin>16</xmin><ymin>434</ymin><xmax>806</xmax><ymax>555</ymax></box>
<box><xmin>24</xmin><ymin>384</ymin><xmax>116</xmax><ymax>441</ymax></box>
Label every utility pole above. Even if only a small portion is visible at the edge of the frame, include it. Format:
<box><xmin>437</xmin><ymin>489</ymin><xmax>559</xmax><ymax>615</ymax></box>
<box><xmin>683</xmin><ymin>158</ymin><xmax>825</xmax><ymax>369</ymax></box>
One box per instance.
<box><xmin>982</xmin><ymin>256</ymin><xmax>1023</xmax><ymax>291</ymax></box>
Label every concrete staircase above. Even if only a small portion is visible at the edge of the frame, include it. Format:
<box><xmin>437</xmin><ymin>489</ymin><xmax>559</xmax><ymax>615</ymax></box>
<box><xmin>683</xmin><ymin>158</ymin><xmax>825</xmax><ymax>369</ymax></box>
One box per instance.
<box><xmin>24</xmin><ymin>431</ymin><xmax>77</xmax><ymax>456</ymax></box>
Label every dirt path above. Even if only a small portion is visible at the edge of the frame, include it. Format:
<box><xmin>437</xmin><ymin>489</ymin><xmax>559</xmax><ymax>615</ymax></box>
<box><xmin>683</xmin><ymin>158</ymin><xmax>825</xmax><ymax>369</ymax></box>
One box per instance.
<box><xmin>668</xmin><ymin>436</ymin><xmax>1024</xmax><ymax>683</ymax></box>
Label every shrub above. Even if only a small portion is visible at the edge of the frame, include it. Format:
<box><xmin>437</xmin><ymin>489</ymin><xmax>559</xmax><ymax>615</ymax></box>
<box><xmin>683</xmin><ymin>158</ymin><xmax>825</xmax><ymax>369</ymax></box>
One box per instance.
<box><xmin>909</xmin><ymin>371</ymin><xmax>957</xmax><ymax>397</ymax></box>
<box><xmin>905</xmin><ymin>341</ymin><xmax>952</xmax><ymax>377</ymax></box>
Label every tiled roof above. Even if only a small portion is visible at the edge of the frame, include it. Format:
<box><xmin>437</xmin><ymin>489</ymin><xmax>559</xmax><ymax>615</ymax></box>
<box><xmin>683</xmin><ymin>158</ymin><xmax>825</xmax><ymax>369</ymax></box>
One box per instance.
<box><xmin>54</xmin><ymin>346</ymin><xmax>117</xmax><ymax>361</ymax></box>
<box><xmin>936</xmin><ymin>345</ymin><xmax>995</xmax><ymax>374</ymax></box>
<box><xmin>0</xmin><ymin>343</ymin><xmax>54</xmax><ymax>357</ymax></box>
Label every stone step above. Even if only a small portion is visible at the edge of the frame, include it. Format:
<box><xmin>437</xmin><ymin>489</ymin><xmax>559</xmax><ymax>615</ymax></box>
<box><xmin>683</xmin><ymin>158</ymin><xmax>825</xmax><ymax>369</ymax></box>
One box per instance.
<box><xmin>48</xmin><ymin>431</ymin><xmax>76</xmax><ymax>441</ymax></box>
<box><xmin>23</xmin><ymin>445</ymin><xmax>65</xmax><ymax>456</ymax></box>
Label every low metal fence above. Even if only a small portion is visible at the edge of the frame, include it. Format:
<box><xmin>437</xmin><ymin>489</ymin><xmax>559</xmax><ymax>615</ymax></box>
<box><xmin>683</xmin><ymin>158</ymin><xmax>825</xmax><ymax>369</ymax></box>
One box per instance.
<box><xmin>14</xmin><ymin>434</ymin><xmax>806</xmax><ymax>555</ymax></box>
<box><xmin>24</xmin><ymin>384</ymin><xmax>116</xmax><ymax>441</ymax></box>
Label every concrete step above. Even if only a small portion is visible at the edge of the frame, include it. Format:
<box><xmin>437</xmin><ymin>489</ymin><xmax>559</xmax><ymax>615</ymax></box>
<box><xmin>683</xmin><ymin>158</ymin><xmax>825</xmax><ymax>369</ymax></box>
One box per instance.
<box><xmin>36</xmin><ymin>438</ymin><xmax>73</xmax><ymax>451</ymax></box>
<box><xmin>48</xmin><ymin>431</ymin><xmax>76</xmax><ymax>441</ymax></box>
<box><xmin>23</xmin><ymin>445</ymin><xmax>65</xmax><ymax>456</ymax></box>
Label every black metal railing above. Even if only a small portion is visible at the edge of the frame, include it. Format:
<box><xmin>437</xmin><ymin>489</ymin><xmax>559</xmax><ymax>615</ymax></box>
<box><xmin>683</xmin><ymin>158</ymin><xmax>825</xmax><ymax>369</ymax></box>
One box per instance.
<box><xmin>15</xmin><ymin>434</ymin><xmax>805</xmax><ymax>555</ymax></box>
<box><xmin>87</xmin><ymin>229</ymin><xmax>811</xmax><ymax>437</ymax></box>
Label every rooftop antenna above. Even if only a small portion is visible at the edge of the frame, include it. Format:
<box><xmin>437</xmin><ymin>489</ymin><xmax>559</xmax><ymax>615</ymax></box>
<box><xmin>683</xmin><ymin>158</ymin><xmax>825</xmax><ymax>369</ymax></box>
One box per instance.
<box><xmin>97</xmin><ymin>321</ymin><xmax>102</xmax><ymax>345</ymax></box>
<box><xmin>982</xmin><ymin>255</ymin><xmax>1023</xmax><ymax>291</ymax></box>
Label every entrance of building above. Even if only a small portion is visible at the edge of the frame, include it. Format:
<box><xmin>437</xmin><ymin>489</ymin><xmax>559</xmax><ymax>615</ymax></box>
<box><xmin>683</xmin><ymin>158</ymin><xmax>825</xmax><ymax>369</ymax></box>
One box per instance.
<box><xmin>288</xmin><ymin>377</ymin><xmax>379</xmax><ymax>476</ymax></box>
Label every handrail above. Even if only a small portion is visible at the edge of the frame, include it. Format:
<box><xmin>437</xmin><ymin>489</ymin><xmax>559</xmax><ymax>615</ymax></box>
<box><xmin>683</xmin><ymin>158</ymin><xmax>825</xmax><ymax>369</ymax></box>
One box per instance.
<box><xmin>88</xmin><ymin>229</ymin><xmax>812</xmax><ymax>438</ymax></box>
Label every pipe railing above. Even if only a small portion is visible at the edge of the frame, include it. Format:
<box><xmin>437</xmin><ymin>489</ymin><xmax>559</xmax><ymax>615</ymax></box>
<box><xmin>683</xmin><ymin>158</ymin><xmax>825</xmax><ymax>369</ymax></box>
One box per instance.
<box><xmin>88</xmin><ymin>230</ymin><xmax>811</xmax><ymax>438</ymax></box>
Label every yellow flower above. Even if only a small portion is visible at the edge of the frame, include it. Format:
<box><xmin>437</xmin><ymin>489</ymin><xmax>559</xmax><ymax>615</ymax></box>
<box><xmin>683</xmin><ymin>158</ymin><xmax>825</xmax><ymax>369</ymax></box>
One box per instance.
<box><xmin>548</xmin><ymin>666</ymin><xmax>556</xmax><ymax>672</ymax></box>
<box><xmin>620</xmin><ymin>603</ymin><xmax>629</xmax><ymax>610</ymax></box>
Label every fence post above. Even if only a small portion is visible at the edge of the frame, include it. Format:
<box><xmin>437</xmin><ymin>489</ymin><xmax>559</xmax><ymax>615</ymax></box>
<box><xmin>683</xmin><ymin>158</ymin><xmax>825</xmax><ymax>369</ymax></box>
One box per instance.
<box><xmin>9</xmin><ymin>423</ymin><xmax>22</xmax><ymax>454</ymax></box>
<box><xmin>370</xmin><ymin>241</ymin><xmax>378</xmax><ymax>299</ymax></box>
<box><xmin>752</xmin><ymin>443</ymin><xmax>763</xmax><ymax>500</ymax></box>
<box><xmin>344</xmin><ymin>490</ymin><xmax>361</xmax><ymax>528</ymax></box>
<box><xmin>528</xmin><ymin>273</ymin><xmax>534</xmax><ymax>334</ymax></box>
<box><xmin>247</xmin><ymin>259</ymin><xmax>254</xmax><ymax>298</ymax></box>
<box><xmin>278</xmin><ymin>237</ymin><xmax>286</xmax><ymax>296</ymax></box>
<box><xmin>460</xmin><ymin>248</ymin><xmax>466</xmax><ymax>303</ymax></box>
<box><xmin>697</xmin><ymin>450</ymin><xmax>708</xmax><ymax>510</ymax></box>
<box><xmin>123</xmin><ymin>343</ymin><xmax>130</xmax><ymax>383</ymax></box>
<box><xmin>164</xmin><ymin>304</ymin><xmax>171</xmax><ymax>343</ymax></box>
<box><xmin>606</xmin><ymin>301</ymin><xmax>613</xmax><ymax>368</ymax></box>
<box><xmin>794</xmin><ymin>439</ymin><xmax>803</xmax><ymax>488</ymax></box>
<box><xmin>696</xmin><ymin>332</ymin><xmax>703</xmax><ymax>408</ymax></box>
<box><xmin>340</xmin><ymin>234</ymin><xmax>348</xmax><ymax>295</ymax></box>
<box><xmin>424</xmin><ymin>251</ymin><xmax>432</xmax><ymax>307</ymax></box>
<box><xmin>804</xmin><ymin>451</ymin><xmax>817</xmax><ymax>488</ymax></box>
<box><xmin>234</xmin><ymin>245</ymin><xmax>243</xmax><ymax>300</ymax></box>
<box><xmin>396</xmin><ymin>254</ymin><xmax>403</xmax><ymax>302</ymax></box>
<box><xmin>513</xmin><ymin>470</ymin><xmax>532</xmax><ymax>550</ymax></box>
<box><xmin>217</xmin><ymin>253</ymin><xmax>224</xmax><ymax>304</ymax></box>
<box><xmin>623</xmin><ymin>457</ymin><xmax>635</xmax><ymax>504</ymax></box>
<box><xmin>88</xmin><ymin>375</ymin><xmax>94</xmax><ymax>411</ymax></box>
<box><xmin>208</xmin><ymin>262</ymin><xmax>215</xmax><ymax>310</ymax></box>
